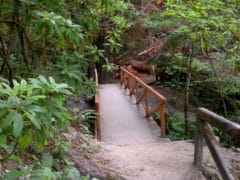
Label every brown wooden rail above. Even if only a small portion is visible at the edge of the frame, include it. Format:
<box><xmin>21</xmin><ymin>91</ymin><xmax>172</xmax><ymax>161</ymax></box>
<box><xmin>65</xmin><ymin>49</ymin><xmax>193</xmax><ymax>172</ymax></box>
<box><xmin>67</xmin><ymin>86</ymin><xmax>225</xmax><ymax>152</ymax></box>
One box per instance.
<box><xmin>194</xmin><ymin>108</ymin><xmax>240</xmax><ymax>180</ymax></box>
<box><xmin>120</xmin><ymin>67</ymin><xmax>166</xmax><ymax>137</ymax></box>
<box><xmin>94</xmin><ymin>69</ymin><xmax>101</xmax><ymax>140</ymax></box>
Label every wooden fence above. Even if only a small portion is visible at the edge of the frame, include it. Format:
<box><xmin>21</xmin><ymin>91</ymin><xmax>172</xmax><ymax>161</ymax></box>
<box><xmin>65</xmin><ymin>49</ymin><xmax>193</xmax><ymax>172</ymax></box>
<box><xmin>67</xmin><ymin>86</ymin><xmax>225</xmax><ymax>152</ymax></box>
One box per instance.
<box><xmin>194</xmin><ymin>107</ymin><xmax>240</xmax><ymax>180</ymax></box>
<box><xmin>94</xmin><ymin>69</ymin><xmax>101</xmax><ymax>140</ymax></box>
<box><xmin>120</xmin><ymin>67</ymin><xmax>166</xmax><ymax>137</ymax></box>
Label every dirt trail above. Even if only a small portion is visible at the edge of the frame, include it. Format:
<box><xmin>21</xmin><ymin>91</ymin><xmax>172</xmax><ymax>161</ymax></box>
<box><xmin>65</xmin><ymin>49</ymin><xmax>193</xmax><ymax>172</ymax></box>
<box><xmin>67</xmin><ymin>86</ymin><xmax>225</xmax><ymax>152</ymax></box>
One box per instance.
<box><xmin>67</xmin><ymin>126</ymin><xmax>239</xmax><ymax>180</ymax></box>
<box><xmin>94</xmin><ymin>141</ymin><xmax>205</xmax><ymax>180</ymax></box>
<box><xmin>66</xmin><ymin>127</ymin><xmax>205</xmax><ymax>180</ymax></box>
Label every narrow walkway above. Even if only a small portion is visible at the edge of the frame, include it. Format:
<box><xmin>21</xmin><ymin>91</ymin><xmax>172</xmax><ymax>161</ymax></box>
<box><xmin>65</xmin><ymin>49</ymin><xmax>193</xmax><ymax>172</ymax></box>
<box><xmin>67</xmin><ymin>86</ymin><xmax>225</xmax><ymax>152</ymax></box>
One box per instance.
<box><xmin>98</xmin><ymin>83</ymin><xmax>205</xmax><ymax>179</ymax></box>
<box><xmin>100</xmin><ymin>83</ymin><xmax>161</xmax><ymax>145</ymax></box>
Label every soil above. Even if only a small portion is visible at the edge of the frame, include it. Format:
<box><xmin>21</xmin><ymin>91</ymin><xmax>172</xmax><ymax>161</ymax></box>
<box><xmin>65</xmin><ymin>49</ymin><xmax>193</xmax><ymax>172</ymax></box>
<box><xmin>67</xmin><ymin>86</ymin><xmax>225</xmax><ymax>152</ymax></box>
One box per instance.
<box><xmin>65</xmin><ymin>127</ymin><xmax>205</xmax><ymax>180</ymax></box>
<box><xmin>66</xmin><ymin>126</ymin><xmax>240</xmax><ymax>180</ymax></box>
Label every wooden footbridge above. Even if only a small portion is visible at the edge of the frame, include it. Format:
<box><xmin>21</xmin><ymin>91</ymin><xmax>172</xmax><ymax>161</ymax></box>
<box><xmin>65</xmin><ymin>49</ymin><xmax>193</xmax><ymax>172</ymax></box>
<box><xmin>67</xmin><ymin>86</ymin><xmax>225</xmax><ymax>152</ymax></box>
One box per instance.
<box><xmin>94</xmin><ymin>67</ymin><xmax>240</xmax><ymax>180</ymax></box>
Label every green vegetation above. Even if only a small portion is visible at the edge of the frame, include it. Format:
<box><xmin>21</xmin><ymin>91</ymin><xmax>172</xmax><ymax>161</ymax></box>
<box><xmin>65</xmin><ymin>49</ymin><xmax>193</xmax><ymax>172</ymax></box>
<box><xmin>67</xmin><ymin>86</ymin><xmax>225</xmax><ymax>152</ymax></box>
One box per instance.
<box><xmin>0</xmin><ymin>0</ymin><xmax>136</xmax><ymax>178</ymax></box>
<box><xmin>0</xmin><ymin>76</ymin><xmax>79</xmax><ymax>179</ymax></box>
<box><xmin>144</xmin><ymin>0</ymin><xmax>240</xmax><ymax>145</ymax></box>
<box><xmin>166</xmin><ymin>113</ymin><xmax>196</xmax><ymax>141</ymax></box>
<box><xmin>1</xmin><ymin>0</ymin><xmax>240</xmax><ymax>177</ymax></box>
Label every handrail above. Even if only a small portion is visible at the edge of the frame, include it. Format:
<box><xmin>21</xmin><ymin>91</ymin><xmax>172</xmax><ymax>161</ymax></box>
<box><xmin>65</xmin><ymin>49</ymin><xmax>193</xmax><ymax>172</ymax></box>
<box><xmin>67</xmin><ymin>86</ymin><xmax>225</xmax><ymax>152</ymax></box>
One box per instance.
<box><xmin>94</xmin><ymin>69</ymin><xmax>101</xmax><ymax>140</ymax></box>
<box><xmin>194</xmin><ymin>107</ymin><xmax>240</xmax><ymax>180</ymax></box>
<box><xmin>120</xmin><ymin>67</ymin><xmax>166</xmax><ymax>137</ymax></box>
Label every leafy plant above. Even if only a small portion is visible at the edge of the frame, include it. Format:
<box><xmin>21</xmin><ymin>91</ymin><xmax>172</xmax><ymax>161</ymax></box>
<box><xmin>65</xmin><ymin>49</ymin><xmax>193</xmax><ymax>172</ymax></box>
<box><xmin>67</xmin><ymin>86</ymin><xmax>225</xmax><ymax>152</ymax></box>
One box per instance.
<box><xmin>3</xmin><ymin>157</ymin><xmax>82</xmax><ymax>180</ymax></box>
<box><xmin>166</xmin><ymin>113</ymin><xmax>196</xmax><ymax>140</ymax></box>
<box><xmin>74</xmin><ymin>110</ymin><xmax>96</xmax><ymax>134</ymax></box>
<box><xmin>0</xmin><ymin>76</ymin><xmax>71</xmax><ymax>159</ymax></box>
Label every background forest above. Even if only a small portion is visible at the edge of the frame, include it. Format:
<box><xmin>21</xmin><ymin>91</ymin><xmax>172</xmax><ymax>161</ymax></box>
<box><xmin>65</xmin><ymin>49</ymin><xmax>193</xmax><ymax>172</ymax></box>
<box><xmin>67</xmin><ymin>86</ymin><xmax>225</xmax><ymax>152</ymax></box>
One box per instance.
<box><xmin>144</xmin><ymin>0</ymin><xmax>240</xmax><ymax>143</ymax></box>
<box><xmin>0</xmin><ymin>0</ymin><xmax>239</xmax><ymax>179</ymax></box>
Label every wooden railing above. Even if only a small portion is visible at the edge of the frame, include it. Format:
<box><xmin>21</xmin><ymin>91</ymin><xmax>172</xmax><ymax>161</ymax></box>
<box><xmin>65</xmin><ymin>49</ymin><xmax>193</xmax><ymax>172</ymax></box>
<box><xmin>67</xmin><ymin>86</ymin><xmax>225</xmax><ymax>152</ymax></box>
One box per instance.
<box><xmin>194</xmin><ymin>108</ymin><xmax>240</xmax><ymax>180</ymax></box>
<box><xmin>94</xmin><ymin>69</ymin><xmax>101</xmax><ymax>140</ymax></box>
<box><xmin>120</xmin><ymin>67</ymin><xmax>166</xmax><ymax>137</ymax></box>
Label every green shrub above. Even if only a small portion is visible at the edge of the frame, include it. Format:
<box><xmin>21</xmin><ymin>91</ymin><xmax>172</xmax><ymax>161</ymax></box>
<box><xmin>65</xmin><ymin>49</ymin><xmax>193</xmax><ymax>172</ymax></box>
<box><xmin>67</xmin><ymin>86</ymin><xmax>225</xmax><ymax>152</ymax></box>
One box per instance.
<box><xmin>0</xmin><ymin>76</ymin><xmax>71</xmax><ymax>158</ymax></box>
<box><xmin>166</xmin><ymin>113</ymin><xmax>196</xmax><ymax>140</ymax></box>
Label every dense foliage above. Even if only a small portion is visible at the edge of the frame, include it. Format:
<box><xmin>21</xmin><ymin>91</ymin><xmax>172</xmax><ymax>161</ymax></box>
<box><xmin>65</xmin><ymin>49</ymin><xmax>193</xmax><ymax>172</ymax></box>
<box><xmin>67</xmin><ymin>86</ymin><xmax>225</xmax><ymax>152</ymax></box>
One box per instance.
<box><xmin>144</xmin><ymin>0</ymin><xmax>240</xmax><ymax>144</ymax></box>
<box><xmin>1</xmin><ymin>0</ymin><xmax>239</xmax><ymax>177</ymax></box>
<box><xmin>0</xmin><ymin>0</ymin><xmax>136</xmax><ymax>178</ymax></box>
<box><xmin>0</xmin><ymin>0</ymin><xmax>135</xmax><ymax>91</ymax></box>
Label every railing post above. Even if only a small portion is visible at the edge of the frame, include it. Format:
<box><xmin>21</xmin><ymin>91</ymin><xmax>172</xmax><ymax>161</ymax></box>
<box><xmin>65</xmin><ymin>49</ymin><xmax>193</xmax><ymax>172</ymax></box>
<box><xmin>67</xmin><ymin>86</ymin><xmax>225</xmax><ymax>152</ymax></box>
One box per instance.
<box><xmin>160</xmin><ymin>100</ymin><xmax>166</xmax><ymax>137</ymax></box>
<box><xmin>124</xmin><ymin>74</ymin><xmax>128</xmax><ymax>89</ymax></box>
<box><xmin>94</xmin><ymin>69</ymin><xmax>101</xmax><ymax>140</ymax></box>
<box><xmin>135</xmin><ymin>81</ymin><xmax>139</xmax><ymax>100</ymax></box>
<box><xmin>145</xmin><ymin>90</ymin><xmax>149</xmax><ymax>117</ymax></box>
<box><xmin>120</xmin><ymin>67</ymin><xmax>166</xmax><ymax>139</ymax></box>
<box><xmin>129</xmin><ymin>77</ymin><xmax>132</xmax><ymax>95</ymax></box>
<box><xmin>194</xmin><ymin>117</ymin><xmax>204</xmax><ymax>170</ymax></box>
<box><xmin>120</xmin><ymin>68</ymin><xmax>123</xmax><ymax>85</ymax></box>
<box><xmin>125</xmin><ymin>73</ymin><xmax>128</xmax><ymax>88</ymax></box>
<box><xmin>95</xmin><ymin>97</ymin><xmax>101</xmax><ymax>140</ymax></box>
<box><xmin>128</xmin><ymin>75</ymin><xmax>131</xmax><ymax>91</ymax></box>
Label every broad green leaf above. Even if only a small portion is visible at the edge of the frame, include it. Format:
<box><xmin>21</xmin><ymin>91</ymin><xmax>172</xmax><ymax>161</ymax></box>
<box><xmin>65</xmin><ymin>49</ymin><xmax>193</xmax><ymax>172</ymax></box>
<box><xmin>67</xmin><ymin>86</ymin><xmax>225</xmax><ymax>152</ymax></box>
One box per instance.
<box><xmin>38</xmin><ymin>75</ymin><xmax>48</xmax><ymax>85</ymax></box>
<box><xmin>65</xmin><ymin>167</ymin><xmax>81</xmax><ymax>179</ymax></box>
<box><xmin>4</xmin><ymin>142</ymin><xmax>16</xmax><ymax>154</ymax></box>
<box><xmin>0</xmin><ymin>135</ymin><xmax>6</xmax><ymax>146</ymax></box>
<box><xmin>3</xmin><ymin>111</ymin><xmax>18</xmax><ymax>128</ymax></box>
<box><xmin>3</xmin><ymin>169</ymin><xmax>26</xmax><ymax>180</ymax></box>
<box><xmin>13</xmin><ymin>113</ymin><xmax>24</xmax><ymax>138</ymax></box>
<box><xmin>29</xmin><ymin>95</ymin><xmax>46</xmax><ymax>100</ymax></box>
<box><xmin>41</xmin><ymin>153</ymin><xmax>53</xmax><ymax>168</ymax></box>
<box><xmin>18</xmin><ymin>131</ymin><xmax>32</xmax><ymax>150</ymax></box>
<box><xmin>9</xmin><ymin>96</ymin><xmax>20</xmax><ymax>106</ymax></box>
<box><xmin>0</xmin><ymin>100</ymin><xmax>12</xmax><ymax>108</ymax></box>
<box><xmin>27</xmin><ymin>86</ymin><xmax>33</xmax><ymax>97</ymax></box>
<box><xmin>27</xmin><ymin>105</ymin><xmax>45</xmax><ymax>113</ymax></box>
<box><xmin>49</xmin><ymin>77</ymin><xmax>56</xmax><ymax>85</ymax></box>
<box><xmin>34</xmin><ymin>130</ymin><xmax>46</xmax><ymax>150</ymax></box>
<box><xmin>0</xmin><ymin>109</ymin><xmax>8</xmax><ymax>118</ymax></box>
<box><xmin>28</xmin><ymin>114</ymin><xmax>41</xmax><ymax>129</ymax></box>
<box><xmin>13</xmin><ymin>80</ymin><xmax>20</xmax><ymax>94</ymax></box>
<box><xmin>31</xmin><ymin>167</ymin><xmax>57</xmax><ymax>179</ymax></box>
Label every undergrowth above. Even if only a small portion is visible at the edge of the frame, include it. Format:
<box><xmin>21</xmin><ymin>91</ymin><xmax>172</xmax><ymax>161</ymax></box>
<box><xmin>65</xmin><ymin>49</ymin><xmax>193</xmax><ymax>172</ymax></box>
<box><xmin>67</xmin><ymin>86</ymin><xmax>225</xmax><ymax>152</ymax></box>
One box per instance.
<box><xmin>0</xmin><ymin>76</ymin><xmax>95</xmax><ymax>179</ymax></box>
<box><xmin>151</xmin><ymin>112</ymin><xmax>196</xmax><ymax>141</ymax></box>
<box><xmin>166</xmin><ymin>113</ymin><xmax>196</xmax><ymax>141</ymax></box>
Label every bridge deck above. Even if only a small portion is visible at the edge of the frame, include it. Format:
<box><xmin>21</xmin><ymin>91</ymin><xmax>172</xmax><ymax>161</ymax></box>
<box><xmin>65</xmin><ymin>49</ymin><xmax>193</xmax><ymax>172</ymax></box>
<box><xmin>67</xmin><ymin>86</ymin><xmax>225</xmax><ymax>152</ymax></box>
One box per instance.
<box><xmin>98</xmin><ymin>83</ymin><xmax>206</xmax><ymax>179</ymax></box>
<box><xmin>99</xmin><ymin>83</ymin><xmax>162</xmax><ymax>145</ymax></box>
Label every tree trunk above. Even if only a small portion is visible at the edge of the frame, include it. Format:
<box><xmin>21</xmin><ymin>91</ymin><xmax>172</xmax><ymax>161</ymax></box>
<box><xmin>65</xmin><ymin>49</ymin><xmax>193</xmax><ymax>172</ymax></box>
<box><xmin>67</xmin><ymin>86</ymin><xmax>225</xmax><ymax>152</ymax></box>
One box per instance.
<box><xmin>15</xmin><ymin>0</ymin><xmax>30</xmax><ymax>68</ymax></box>
<box><xmin>184</xmin><ymin>43</ymin><xmax>193</xmax><ymax>136</ymax></box>
<box><xmin>184</xmin><ymin>70</ymin><xmax>191</xmax><ymax>135</ymax></box>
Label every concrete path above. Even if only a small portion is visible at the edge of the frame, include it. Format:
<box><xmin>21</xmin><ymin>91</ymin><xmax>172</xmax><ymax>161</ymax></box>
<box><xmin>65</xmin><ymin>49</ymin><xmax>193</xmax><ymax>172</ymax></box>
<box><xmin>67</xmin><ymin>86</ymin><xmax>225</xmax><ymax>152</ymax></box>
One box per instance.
<box><xmin>99</xmin><ymin>83</ymin><xmax>162</xmax><ymax>145</ymax></box>
<box><xmin>97</xmin><ymin>83</ymin><xmax>206</xmax><ymax>179</ymax></box>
